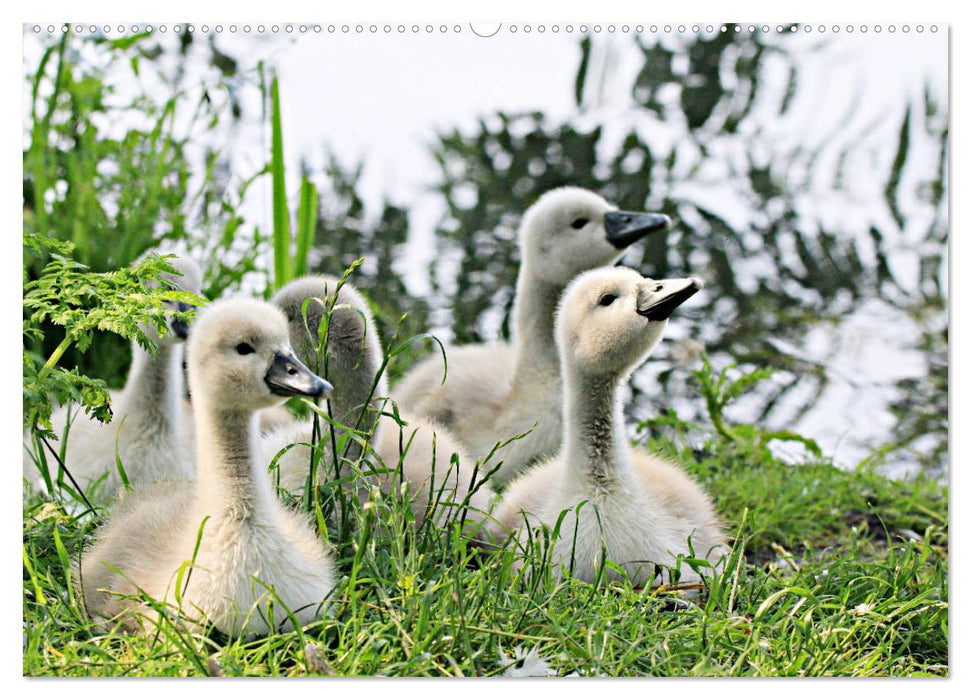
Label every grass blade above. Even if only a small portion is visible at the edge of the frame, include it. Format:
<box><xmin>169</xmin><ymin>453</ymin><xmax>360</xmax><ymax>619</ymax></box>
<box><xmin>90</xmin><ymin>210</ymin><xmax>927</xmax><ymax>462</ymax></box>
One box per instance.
<box><xmin>294</xmin><ymin>176</ymin><xmax>318</xmax><ymax>278</ymax></box>
<box><xmin>23</xmin><ymin>543</ymin><xmax>49</xmax><ymax>605</ymax></box>
<box><xmin>270</xmin><ymin>74</ymin><xmax>291</xmax><ymax>291</ymax></box>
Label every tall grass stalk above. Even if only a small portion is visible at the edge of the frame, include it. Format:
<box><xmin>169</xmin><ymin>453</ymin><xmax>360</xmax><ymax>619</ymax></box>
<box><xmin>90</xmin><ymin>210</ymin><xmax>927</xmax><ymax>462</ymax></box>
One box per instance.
<box><xmin>269</xmin><ymin>74</ymin><xmax>319</xmax><ymax>291</ymax></box>
<box><xmin>270</xmin><ymin>74</ymin><xmax>291</xmax><ymax>290</ymax></box>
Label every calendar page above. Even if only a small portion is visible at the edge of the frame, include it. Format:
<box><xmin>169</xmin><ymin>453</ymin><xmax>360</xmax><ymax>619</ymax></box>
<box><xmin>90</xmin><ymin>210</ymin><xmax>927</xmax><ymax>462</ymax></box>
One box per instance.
<box><xmin>21</xmin><ymin>18</ymin><xmax>949</xmax><ymax>678</ymax></box>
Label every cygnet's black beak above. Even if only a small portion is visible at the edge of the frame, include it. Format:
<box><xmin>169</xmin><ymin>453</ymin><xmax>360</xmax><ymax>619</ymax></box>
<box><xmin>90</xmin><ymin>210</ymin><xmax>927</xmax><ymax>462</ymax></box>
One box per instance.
<box><xmin>264</xmin><ymin>350</ymin><xmax>333</xmax><ymax>398</ymax></box>
<box><xmin>170</xmin><ymin>301</ymin><xmax>195</xmax><ymax>340</ymax></box>
<box><xmin>637</xmin><ymin>277</ymin><xmax>703</xmax><ymax>321</ymax></box>
<box><xmin>604</xmin><ymin>210</ymin><xmax>671</xmax><ymax>249</ymax></box>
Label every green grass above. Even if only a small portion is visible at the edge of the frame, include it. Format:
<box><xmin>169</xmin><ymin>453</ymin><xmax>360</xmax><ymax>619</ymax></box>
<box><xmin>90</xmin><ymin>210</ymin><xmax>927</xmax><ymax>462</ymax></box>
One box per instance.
<box><xmin>22</xmin><ymin>416</ymin><xmax>948</xmax><ymax>677</ymax></box>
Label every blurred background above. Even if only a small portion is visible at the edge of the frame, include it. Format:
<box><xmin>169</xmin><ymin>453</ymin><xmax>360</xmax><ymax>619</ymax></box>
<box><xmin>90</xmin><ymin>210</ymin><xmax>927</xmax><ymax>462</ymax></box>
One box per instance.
<box><xmin>22</xmin><ymin>23</ymin><xmax>948</xmax><ymax>477</ymax></box>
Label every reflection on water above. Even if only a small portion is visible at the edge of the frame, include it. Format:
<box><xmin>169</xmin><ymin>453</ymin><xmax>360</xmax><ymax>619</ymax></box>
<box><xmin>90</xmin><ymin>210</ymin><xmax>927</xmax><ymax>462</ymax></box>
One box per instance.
<box><xmin>423</xmin><ymin>29</ymin><xmax>948</xmax><ymax>476</ymax></box>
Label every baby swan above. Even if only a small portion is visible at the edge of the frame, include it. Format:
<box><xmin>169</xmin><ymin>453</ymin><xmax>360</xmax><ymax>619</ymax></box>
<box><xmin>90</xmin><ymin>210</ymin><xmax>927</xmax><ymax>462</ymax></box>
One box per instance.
<box><xmin>23</xmin><ymin>253</ymin><xmax>202</xmax><ymax>501</ymax></box>
<box><xmin>493</xmin><ymin>267</ymin><xmax>725</xmax><ymax>586</ymax></box>
<box><xmin>261</xmin><ymin>276</ymin><xmax>495</xmax><ymax>529</ymax></box>
<box><xmin>80</xmin><ymin>298</ymin><xmax>336</xmax><ymax>638</ymax></box>
<box><xmin>393</xmin><ymin>187</ymin><xmax>670</xmax><ymax>484</ymax></box>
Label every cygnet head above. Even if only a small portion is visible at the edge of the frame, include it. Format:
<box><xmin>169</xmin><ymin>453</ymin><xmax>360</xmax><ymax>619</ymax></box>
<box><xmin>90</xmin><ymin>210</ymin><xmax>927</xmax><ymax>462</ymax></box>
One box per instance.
<box><xmin>187</xmin><ymin>297</ymin><xmax>332</xmax><ymax>412</ymax></box>
<box><xmin>272</xmin><ymin>276</ymin><xmax>386</xmax><ymax>425</ymax></box>
<box><xmin>137</xmin><ymin>250</ymin><xmax>204</xmax><ymax>343</ymax></box>
<box><xmin>556</xmin><ymin>267</ymin><xmax>702</xmax><ymax>379</ymax></box>
<box><xmin>519</xmin><ymin>188</ymin><xmax>671</xmax><ymax>285</ymax></box>
<box><xmin>271</xmin><ymin>275</ymin><xmax>382</xmax><ymax>374</ymax></box>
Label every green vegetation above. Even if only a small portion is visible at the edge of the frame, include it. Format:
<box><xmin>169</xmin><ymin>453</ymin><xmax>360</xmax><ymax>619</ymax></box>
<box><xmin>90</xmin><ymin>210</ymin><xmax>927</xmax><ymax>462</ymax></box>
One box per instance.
<box><xmin>23</xmin><ymin>233</ymin><xmax>204</xmax><ymax>501</ymax></box>
<box><xmin>23</xmin><ymin>357</ymin><xmax>948</xmax><ymax>676</ymax></box>
<box><xmin>23</xmin><ymin>235</ymin><xmax>202</xmax><ymax>433</ymax></box>
<box><xmin>269</xmin><ymin>73</ymin><xmax>320</xmax><ymax>292</ymax></box>
<box><xmin>23</xmin><ymin>28</ymin><xmax>263</xmax><ymax>386</ymax></box>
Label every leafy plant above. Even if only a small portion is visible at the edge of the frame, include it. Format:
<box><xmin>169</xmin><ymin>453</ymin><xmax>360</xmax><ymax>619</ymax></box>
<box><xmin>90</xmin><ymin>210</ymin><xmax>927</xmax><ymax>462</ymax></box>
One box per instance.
<box><xmin>24</xmin><ymin>27</ymin><xmax>261</xmax><ymax>383</ymax></box>
<box><xmin>690</xmin><ymin>353</ymin><xmax>822</xmax><ymax>461</ymax></box>
<box><xmin>23</xmin><ymin>232</ymin><xmax>204</xmax><ymax>437</ymax></box>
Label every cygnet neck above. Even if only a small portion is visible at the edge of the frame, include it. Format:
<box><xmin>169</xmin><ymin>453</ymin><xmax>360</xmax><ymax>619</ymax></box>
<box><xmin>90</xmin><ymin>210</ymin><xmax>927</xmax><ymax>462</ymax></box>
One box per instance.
<box><xmin>562</xmin><ymin>365</ymin><xmax>633</xmax><ymax>486</ymax></box>
<box><xmin>511</xmin><ymin>263</ymin><xmax>566</xmax><ymax>384</ymax></box>
<box><xmin>116</xmin><ymin>340</ymin><xmax>182</xmax><ymax>437</ymax></box>
<box><xmin>193</xmin><ymin>397</ymin><xmax>275</xmax><ymax>521</ymax></box>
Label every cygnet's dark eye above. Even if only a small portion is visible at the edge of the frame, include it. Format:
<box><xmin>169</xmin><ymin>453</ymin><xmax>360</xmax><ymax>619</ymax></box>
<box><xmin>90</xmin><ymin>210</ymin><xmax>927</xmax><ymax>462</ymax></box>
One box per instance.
<box><xmin>236</xmin><ymin>342</ymin><xmax>255</xmax><ymax>355</ymax></box>
<box><xmin>598</xmin><ymin>293</ymin><xmax>618</xmax><ymax>307</ymax></box>
<box><xmin>571</xmin><ymin>217</ymin><xmax>590</xmax><ymax>230</ymax></box>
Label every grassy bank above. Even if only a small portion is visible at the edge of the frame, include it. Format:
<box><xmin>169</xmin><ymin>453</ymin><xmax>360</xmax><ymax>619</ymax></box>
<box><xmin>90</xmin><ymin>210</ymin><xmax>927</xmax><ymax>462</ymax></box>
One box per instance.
<box><xmin>22</xmin><ymin>401</ymin><xmax>948</xmax><ymax>678</ymax></box>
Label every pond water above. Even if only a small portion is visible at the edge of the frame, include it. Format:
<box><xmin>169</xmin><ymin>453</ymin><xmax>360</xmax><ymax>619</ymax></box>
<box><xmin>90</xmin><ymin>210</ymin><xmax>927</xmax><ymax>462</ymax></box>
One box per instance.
<box><xmin>265</xmin><ymin>27</ymin><xmax>947</xmax><ymax>477</ymax></box>
<box><xmin>24</xmin><ymin>25</ymin><xmax>949</xmax><ymax>477</ymax></box>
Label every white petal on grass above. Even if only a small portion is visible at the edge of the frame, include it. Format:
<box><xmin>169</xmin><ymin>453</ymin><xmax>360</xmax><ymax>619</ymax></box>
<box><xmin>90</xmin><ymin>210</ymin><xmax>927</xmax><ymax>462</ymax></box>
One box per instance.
<box><xmin>498</xmin><ymin>646</ymin><xmax>560</xmax><ymax>677</ymax></box>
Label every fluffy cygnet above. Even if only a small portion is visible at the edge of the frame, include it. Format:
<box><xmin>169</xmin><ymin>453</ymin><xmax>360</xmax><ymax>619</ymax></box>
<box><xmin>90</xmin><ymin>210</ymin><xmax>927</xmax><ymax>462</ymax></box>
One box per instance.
<box><xmin>393</xmin><ymin>187</ymin><xmax>671</xmax><ymax>484</ymax></box>
<box><xmin>493</xmin><ymin>267</ymin><xmax>725</xmax><ymax>586</ymax></box>
<box><xmin>79</xmin><ymin>297</ymin><xmax>336</xmax><ymax>638</ymax></box>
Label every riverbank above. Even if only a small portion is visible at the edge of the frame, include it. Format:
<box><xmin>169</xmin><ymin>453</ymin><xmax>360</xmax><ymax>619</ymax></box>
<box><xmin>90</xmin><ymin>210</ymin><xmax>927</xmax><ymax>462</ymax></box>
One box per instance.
<box><xmin>23</xmin><ymin>387</ymin><xmax>948</xmax><ymax>677</ymax></box>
